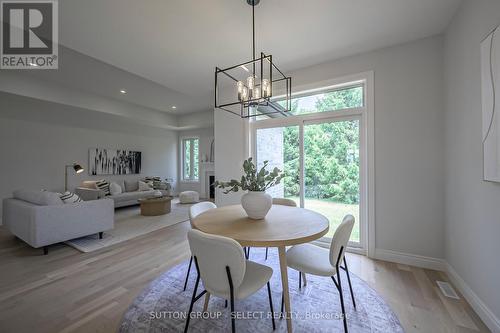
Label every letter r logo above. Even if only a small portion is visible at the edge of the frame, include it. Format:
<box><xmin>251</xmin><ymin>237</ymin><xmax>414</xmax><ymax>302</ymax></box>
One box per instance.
<box><xmin>2</xmin><ymin>2</ymin><xmax>53</xmax><ymax>54</ymax></box>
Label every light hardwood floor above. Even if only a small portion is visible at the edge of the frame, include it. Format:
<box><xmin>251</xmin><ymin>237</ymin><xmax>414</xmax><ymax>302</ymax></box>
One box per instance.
<box><xmin>0</xmin><ymin>221</ymin><xmax>490</xmax><ymax>333</ymax></box>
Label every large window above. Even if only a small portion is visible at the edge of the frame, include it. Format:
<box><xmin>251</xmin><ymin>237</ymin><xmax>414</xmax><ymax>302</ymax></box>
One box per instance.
<box><xmin>281</xmin><ymin>85</ymin><xmax>363</xmax><ymax>116</ymax></box>
<box><xmin>182</xmin><ymin>138</ymin><xmax>199</xmax><ymax>181</ymax></box>
<box><xmin>252</xmin><ymin>75</ymin><xmax>373</xmax><ymax>252</ymax></box>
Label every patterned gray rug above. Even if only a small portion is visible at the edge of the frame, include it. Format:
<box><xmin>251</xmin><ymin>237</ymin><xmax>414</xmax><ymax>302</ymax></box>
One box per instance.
<box><xmin>120</xmin><ymin>248</ymin><xmax>404</xmax><ymax>333</ymax></box>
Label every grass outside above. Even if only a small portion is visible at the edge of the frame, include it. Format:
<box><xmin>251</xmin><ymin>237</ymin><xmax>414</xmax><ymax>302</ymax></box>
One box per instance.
<box><xmin>287</xmin><ymin>197</ymin><xmax>360</xmax><ymax>242</ymax></box>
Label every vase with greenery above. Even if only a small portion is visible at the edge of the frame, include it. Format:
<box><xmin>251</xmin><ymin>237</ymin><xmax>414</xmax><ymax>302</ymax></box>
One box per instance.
<box><xmin>214</xmin><ymin>157</ymin><xmax>284</xmax><ymax>219</ymax></box>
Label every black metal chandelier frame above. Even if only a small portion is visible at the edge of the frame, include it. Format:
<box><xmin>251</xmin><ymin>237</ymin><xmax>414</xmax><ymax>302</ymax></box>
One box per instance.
<box><xmin>214</xmin><ymin>0</ymin><xmax>292</xmax><ymax>118</ymax></box>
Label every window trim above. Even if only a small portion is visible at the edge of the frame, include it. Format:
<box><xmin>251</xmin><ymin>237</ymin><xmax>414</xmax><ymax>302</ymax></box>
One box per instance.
<box><xmin>181</xmin><ymin>137</ymin><xmax>200</xmax><ymax>182</ymax></box>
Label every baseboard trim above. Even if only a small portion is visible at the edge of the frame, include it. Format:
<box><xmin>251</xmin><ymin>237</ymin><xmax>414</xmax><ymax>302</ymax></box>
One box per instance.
<box><xmin>373</xmin><ymin>248</ymin><xmax>445</xmax><ymax>271</ymax></box>
<box><xmin>373</xmin><ymin>248</ymin><xmax>499</xmax><ymax>332</ymax></box>
<box><xmin>445</xmin><ymin>263</ymin><xmax>500</xmax><ymax>333</ymax></box>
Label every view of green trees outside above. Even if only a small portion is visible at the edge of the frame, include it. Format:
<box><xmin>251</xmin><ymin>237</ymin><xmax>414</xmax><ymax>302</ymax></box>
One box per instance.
<box><xmin>279</xmin><ymin>86</ymin><xmax>362</xmax><ymax>242</ymax></box>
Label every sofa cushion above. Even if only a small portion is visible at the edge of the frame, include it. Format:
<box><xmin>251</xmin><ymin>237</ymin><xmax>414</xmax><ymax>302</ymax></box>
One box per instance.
<box><xmin>111</xmin><ymin>190</ymin><xmax>157</xmax><ymax>203</ymax></box>
<box><xmin>13</xmin><ymin>190</ymin><xmax>64</xmax><ymax>206</ymax></box>
<box><xmin>138</xmin><ymin>181</ymin><xmax>153</xmax><ymax>191</ymax></box>
<box><xmin>124</xmin><ymin>180</ymin><xmax>139</xmax><ymax>192</ymax></box>
<box><xmin>59</xmin><ymin>191</ymin><xmax>84</xmax><ymax>204</ymax></box>
<box><xmin>109</xmin><ymin>182</ymin><xmax>123</xmax><ymax>195</ymax></box>
<box><xmin>115</xmin><ymin>179</ymin><xmax>125</xmax><ymax>192</ymax></box>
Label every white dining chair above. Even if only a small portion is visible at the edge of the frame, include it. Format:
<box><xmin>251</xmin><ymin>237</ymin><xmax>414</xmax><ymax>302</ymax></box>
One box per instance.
<box><xmin>185</xmin><ymin>229</ymin><xmax>276</xmax><ymax>333</ymax></box>
<box><xmin>255</xmin><ymin>198</ymin><xmax>297</xmax><ymax>261</ymax></box>
<box><xmin>284</xmin><ymin>215</ymin><xmax>356</xmax><ymax>333</ymax></box>
<box><xmin>183</xmin><ymin>202</ymin><xmax>217</xmax><ymax>291</ymax></box>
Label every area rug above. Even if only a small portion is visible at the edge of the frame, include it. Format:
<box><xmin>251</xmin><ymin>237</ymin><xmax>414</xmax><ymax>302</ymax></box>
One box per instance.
<box><xmin>65</xmin><ymin>199</ymin><xmax>191</xmax><ymax>253</ymax></box>
<box><xmin>120</xmin><ymin>247</ymin><xmax>405</xmax><ymax>333</ymax></box>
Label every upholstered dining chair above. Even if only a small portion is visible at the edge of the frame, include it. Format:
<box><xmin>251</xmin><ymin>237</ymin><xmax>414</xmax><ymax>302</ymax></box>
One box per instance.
<box><xmin>185</xmin><ymin>229</ymin><xmax>276</xmax><ymax>333</ymax></box>
<box><xmin>284</xmin><ymin>215</ymin><xmax>356</xmax><ymax>333</ymax></box>
<box><xmin>183</xmin><ymin>202</ymin><xmax>217</xmax><ymax>291</ymax></box>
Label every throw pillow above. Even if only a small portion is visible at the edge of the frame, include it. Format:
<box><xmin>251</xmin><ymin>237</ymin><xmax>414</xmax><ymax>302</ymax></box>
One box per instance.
<box><xmin>95</xmin><ymin>179</ymin><xmax>110</xmax><ymax>196</ymax></box>
<box><xmin>109</xmin><ymin>182</ymin><xmax>122</xmax><ymax>195</ymax></box>
<box><xmin>138</xmin><ymin>181</ymin><xmax>152</xmax><ymax>191</ymax></box>
<box><xmin>59</xmin><ymin>191</ymin><xmax>83</xmax><ymax>204</ymax></box>
<box><xmin>124</xmin><ymin>180</ymin><xmax>139</xmax><ymax>192</ymax></box>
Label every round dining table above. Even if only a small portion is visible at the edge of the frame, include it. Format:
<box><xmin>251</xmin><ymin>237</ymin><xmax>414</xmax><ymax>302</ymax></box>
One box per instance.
<box><xmin>191</xmin><ymin>203</ymin><xmax>330</xmax><ymax>333</ymax></box>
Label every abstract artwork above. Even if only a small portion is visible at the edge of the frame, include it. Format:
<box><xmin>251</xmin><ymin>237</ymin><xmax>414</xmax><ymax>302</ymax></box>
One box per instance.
<box><xmin>89</xmin><ymin>148</ymin><xmax>141</xmax><ymax>175</ymax></box>
<box><xmin>481</xmin><ymin>25</ymin><xmax>500</xmax><ymax>182</ymax></box>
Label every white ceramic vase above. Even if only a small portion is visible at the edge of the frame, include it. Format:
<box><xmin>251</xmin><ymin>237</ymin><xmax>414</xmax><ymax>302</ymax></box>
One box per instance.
<box><xmin>241</xmin><ymin>191</ymin><xmax>272</xmax><ymax>220</ymax></box>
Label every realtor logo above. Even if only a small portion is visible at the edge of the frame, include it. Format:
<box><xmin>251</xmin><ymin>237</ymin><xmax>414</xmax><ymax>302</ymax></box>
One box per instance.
<box><xmin>1</xmin><ymin>0</ymin><xmax>58</xmax><ymax>69</ymax></box>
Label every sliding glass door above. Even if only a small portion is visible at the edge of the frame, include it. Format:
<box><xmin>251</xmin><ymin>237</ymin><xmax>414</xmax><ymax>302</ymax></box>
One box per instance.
<box><xmin>255</xmin><ymin>117</ymin><xmax>362</xmax><ymax>247</ymax></box>
<box><xmin>303</xmin><ymin>119</ymin><xmax>360</xmax><ymax>244</ymax></box>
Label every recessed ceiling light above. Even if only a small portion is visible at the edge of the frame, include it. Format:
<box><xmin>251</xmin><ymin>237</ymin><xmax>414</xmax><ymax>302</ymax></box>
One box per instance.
<box><xmin>171</xmin><ymin>106</ymin><xmax>177</xmax><ymax>109</ymax></box>
<box><xmin>120</xmin><ymin>89</ymin><xmax>127</xmax><ymax>94</ymax></box>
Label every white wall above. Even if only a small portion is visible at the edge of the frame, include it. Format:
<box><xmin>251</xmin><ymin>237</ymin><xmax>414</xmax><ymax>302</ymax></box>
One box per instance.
<box><xmin>444</xmin><ymin>0</ymin><xmax>500</xmax><ymax>328</ymax></box>
<box><xmin>177</xmin><ymin>127</ymin><xmax>214</xmax><ymax>197</ymax></box>
<box><xmin>214</xmin><ymin>109</ymin><xmax>249</xmax><ymax>206</ymax></box>
<box><xmin>214</xmin><ymin>36</ymin><xmax>445</xmax><ymax>259</ymax></box>
<box><xmin>0</xmin><ymin>95</ymin><xmax>178</xmax><ymax>221</ymax></box>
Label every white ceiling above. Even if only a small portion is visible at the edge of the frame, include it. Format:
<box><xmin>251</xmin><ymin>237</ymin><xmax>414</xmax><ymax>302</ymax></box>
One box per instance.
<box><xmin>56</xmin><ymin>0</ymin><xmax>461</xmax><ymax>114</ymax></box>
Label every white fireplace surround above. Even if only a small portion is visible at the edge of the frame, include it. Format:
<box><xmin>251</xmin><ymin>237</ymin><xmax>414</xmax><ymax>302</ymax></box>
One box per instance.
<box><xmin>201</xmin><ymin>163</ymin><xmax>214</xmax><ymax>199</ymax></box>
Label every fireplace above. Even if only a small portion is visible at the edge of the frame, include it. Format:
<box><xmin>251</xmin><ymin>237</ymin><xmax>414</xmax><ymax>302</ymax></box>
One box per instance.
<box><xmin>209</xmin><ymin>175</ymin><xmax>215</xmax><ymax>199</ymax></box>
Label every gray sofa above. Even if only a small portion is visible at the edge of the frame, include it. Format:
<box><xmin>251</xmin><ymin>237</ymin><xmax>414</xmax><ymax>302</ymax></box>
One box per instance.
<box><xmin>76</xmin><ymin>179</ymin><xmax>164</xmax><ymax>208</ymax></box>
<box><xmin>2</xmin><ymin>190</ymin><xmax>114</xmax><ymax>254</ymax></box>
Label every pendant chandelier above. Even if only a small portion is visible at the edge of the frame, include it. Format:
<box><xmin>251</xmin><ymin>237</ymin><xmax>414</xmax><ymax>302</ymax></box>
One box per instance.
<box><xmin>214</xmin><ymin>0</ymin><xmax>292</xmax><ymax>118</ymax></box>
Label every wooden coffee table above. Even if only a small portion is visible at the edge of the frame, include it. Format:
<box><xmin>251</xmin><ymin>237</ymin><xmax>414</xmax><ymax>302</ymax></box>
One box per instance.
<box><xmin>138</xmin><ymin>196</ymin><xmax>172</xmax><ymax>216</ymax></box>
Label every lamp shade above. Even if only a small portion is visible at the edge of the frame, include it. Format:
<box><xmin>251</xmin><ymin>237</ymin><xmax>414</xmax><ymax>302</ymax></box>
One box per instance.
<box><xmin>73</xmin><ymin>164</ymin><xmax>84</xmax><ymax>174</ymax></box>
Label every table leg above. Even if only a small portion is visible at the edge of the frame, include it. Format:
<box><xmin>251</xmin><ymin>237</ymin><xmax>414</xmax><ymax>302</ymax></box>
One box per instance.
<box><xmin>278</xmin><ymin>246</ymin><xmax>293</xmax><ymax>333</ymax></box>
<box><xmin>203</xmin><ymin>292</ymin><xmax>211</xmax><ymax>312</ymax></box>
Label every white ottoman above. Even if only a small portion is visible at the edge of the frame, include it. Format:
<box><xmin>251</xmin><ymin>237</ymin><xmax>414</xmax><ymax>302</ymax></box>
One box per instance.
<box><xmin>179</xmin><ymin>191</ymin><xmax>199</xmax><ymax>204</ymax></box>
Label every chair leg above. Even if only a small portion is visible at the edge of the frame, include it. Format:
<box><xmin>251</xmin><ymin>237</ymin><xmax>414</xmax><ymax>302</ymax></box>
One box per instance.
<box><xmin>98</xmin><ymin>232</ymin><xmax>103</xmax><ymax>239</ymax></box>
<box><xmin>333</xmin><ymin>272</ymin><xmax>348</xmax><ymax>333</ymax></box>
<box><xmin>230</xmin><ymin>296</ymin><xmax>235</xmax><ymax>333</ymax></box>
<box><xmin>183</xmin><ymin>268</ymin><xmax>200</xmax><ymax>333</ymax></box>
<box><xmin>244</xmin><ymin>247</ymin><xmax>249</xmax><ymax>259</ymax></box>
<box><xmin>266</xmin><ymin>282</ymin><xmax>276</xmax><ymax>330</ymax></box>
<box><xmin>43</xmin><ymin>246</ymin><xmax>48</xmax><ymax>255</ymax></box>
<box><xmin>343</xmin><ymin>257</ymin><xmax>356</xmax><ymax>308</ymax></box>
<box><xmin>226</xmin><ymin>266</ymin><xmax>236</xmax><ymax>333</ymax></box>
<box><xmin>298</xmin><ymin>271</ymin><xmax>302</xmax><ymax>289</ymax></box>
<box><xmin>280</xmin><ymin>293</ymin><xmax>284</xmax><ymax>319</ymax></box>
<box><xmin>265</xmin><ymin>247</ymin><xmax>268</xmax><ymax>260</ymax></box>
<box><xmin>183</xmin><ymin>256</ymin><xmax>193</xmax><ymax>291</ymax></box>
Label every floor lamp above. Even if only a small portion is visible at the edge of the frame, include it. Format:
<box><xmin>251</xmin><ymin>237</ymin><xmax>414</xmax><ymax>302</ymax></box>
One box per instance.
<box><xmin>65</xmin><ymin>163</ymin><xmax>84</xmax><ymax>192</ymax></box>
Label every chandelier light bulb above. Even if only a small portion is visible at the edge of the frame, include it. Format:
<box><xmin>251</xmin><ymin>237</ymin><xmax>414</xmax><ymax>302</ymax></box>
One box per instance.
<box><xmin>247</xmin><ymin>76</ymin><xmax>255</xmax><ymax>90</ymax></box>
<box><xmin>254</xmin><ymin>87</ymin><xmax>261</xmax><ymax>99</ymax></box>
<box><xmin>262</xmin><ymin>79</ymin><xmax>271</xmax><ymax>98</ymax></box>
<box><xmin>237</xmin><ymin>81</ymin><xmax>244</xmax><ymax>101</ymax></box>
<box><xmin>241</xmin><ymin>86</ymin><xmax>249</xmax><ymax>101</ymax></box>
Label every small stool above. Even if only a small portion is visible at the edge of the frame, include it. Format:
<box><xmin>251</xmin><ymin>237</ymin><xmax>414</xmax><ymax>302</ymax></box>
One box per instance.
<box><xmin>179</xmin><ymin>191</ymin><xmax>199</xmax><ymax>204</ymax></box>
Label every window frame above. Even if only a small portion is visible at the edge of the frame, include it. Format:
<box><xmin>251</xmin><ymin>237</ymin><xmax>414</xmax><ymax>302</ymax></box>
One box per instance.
<box><xmin>181</xmin><ymin>137</ymin><xmax>200</xmax><ymax>182</ymax></box>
